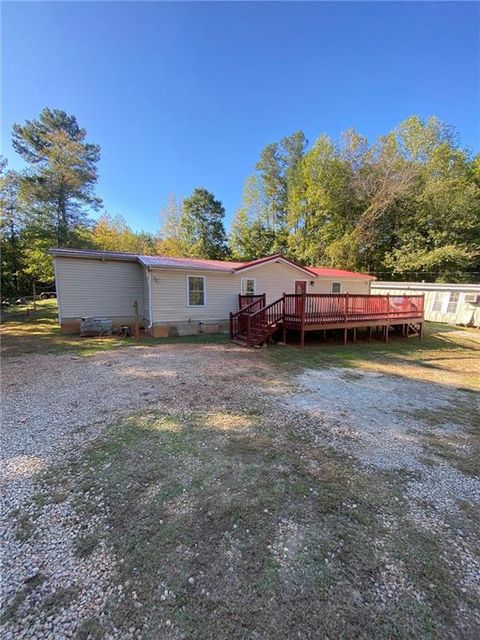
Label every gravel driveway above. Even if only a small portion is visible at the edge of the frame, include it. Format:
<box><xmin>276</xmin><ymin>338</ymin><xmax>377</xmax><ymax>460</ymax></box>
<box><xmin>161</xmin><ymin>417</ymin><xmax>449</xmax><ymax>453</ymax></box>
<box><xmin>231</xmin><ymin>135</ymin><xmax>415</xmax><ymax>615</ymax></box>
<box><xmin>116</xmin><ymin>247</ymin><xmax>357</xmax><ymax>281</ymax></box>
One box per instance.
<box><xmin>1</xmin><ymin>340</ymin><xmax>479</xmax><ymax>639</ymax></box>
<box><xmin>2</xmin><ymin>344</ymin><xmax>270</xmax><ymax>502</ymax></box>
<box><xmin>1</xmin><ymin>344</ymin><xmax>272</xmax><ymax>639</ymax></box>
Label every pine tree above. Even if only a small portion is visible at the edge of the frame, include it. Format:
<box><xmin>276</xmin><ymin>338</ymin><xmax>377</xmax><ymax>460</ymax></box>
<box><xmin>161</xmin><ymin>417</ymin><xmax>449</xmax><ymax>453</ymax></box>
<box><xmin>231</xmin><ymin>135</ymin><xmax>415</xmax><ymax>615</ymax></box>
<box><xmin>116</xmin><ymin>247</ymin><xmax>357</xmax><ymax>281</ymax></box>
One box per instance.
<box><xmin>179</xmin><ymin>188</ymin><xmax>229</xmax><ymax>259</ymax></box>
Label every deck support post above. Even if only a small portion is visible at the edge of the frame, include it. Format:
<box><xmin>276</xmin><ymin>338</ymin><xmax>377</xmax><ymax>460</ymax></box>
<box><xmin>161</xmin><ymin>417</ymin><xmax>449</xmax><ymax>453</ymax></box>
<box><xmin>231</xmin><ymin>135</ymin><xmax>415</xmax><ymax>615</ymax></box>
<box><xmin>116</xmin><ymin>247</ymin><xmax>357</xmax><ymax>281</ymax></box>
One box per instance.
<box><xmin>384</xmin><ymin>325</ymin><xmax>389</xmax><ymax>343</ymax></box>
<box><xmin>282</xmin><ymin>324</ymin><xmax>287</xmax><ymax>344</ymax></box>
<box><xmin>419</xmin><ymin>322</ymin><xmax>423</xmax><ymax>340</ymax></box>
<box><xmin>323</xmin><ymin>329</ymin><xmax>327</xmax><ymax>341</ymax></box>
<box><xmin>300</xmin><ymin>290</ymin><xmax>306</xmax><ymax>348</ymax></box>
<box><xmin>343</xmin><ymin>328</ymin><xmax>348</xmax><ymax>346</ymax></box>
<box><xmin>352</xmin><ymin>327</ymin><xmax>357</xmax><ymax>342</ymax></box>
<box><xmin>368</xmin><ymin>326</ymin><xmax>373</xmax><ymax>341</ymax></box>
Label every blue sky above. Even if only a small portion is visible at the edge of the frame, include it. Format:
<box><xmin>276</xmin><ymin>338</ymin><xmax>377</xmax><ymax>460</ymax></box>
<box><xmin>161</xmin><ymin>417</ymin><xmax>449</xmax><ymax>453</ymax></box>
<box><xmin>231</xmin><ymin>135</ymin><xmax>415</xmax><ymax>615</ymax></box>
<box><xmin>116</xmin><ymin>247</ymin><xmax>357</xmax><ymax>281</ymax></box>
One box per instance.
<box><xmin>2</xmin><ymin>1</ymin><xmax>479</xmax><ymax>233</ymax></box>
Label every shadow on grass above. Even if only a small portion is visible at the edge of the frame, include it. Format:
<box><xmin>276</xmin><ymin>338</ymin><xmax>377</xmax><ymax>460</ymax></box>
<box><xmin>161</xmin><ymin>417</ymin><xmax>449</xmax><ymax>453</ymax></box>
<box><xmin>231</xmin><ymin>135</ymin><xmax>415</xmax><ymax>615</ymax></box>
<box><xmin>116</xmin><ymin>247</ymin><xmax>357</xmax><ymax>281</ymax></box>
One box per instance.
<box><xmin>267</xmin><ymin>323</ymin><xmax>480</xmax><ymax>378</ymax></box>
<box><xmin>1</xmin><ymin>300</ymin><xmax>229</xmax><ymax>357</ymax></box>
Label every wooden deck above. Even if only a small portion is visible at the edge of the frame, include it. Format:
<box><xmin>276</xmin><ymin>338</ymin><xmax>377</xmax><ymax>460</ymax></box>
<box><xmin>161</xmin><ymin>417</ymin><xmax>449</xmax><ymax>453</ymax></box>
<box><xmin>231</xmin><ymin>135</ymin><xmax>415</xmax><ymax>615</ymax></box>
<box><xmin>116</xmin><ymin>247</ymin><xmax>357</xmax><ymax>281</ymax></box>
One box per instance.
<box><xmin>230</xmin><ymin>293</ymin><xmax>424</xmax><ymax>347</ymax></box>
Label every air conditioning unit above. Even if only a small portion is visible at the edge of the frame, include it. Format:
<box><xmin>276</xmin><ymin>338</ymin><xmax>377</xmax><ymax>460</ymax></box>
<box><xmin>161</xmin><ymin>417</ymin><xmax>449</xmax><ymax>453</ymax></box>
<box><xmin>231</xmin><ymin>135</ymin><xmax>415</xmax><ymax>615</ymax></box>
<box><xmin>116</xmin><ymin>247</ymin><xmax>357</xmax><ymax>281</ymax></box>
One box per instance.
<box><xmin>464</xmin><ymin>294</ymin><xmax>480</xmax><ymax>304</ymax></box>
<box><xmin>80</xmin><ymin>317</ymin><xmax>112</xmax><ymax>336</ymax></box>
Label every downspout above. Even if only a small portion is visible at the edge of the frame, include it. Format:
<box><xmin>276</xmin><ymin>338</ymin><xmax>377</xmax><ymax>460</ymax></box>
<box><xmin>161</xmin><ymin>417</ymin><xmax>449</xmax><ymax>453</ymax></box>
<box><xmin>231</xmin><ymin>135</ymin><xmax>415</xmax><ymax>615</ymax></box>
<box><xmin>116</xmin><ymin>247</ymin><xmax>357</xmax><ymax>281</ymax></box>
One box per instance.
<box><xmin>147</xmin><ymin>268</ymin><xmax>153</xmax><ymax>330</ymax></box>
<box><xmin>52</xmin><ymin>257</ymin><xmax>62</xmax><ymax>324</ymax></box>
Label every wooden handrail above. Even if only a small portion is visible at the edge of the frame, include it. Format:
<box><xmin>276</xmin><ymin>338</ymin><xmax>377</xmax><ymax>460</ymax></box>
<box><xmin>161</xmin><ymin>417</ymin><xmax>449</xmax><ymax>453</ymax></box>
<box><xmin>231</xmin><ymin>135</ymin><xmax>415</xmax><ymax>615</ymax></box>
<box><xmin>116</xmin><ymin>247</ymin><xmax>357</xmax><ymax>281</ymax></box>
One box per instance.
<box><xmin>230</xmin><ymin>295</ymin><xmax>268</xmax><ymax>339</ymax></box>
<box><xmin>232</xmin><ymin>297</ymin><xmax>264</xmax><ymax>317</ymax></box>
<box><xmin>283</xmin><ymin>293</ymin><xmax>424</xmax><ymax>325</ymax></box>
<box><xmin>238</xmin><ymin>293</ymin><xmax>266</xmax><ymax>309</ymax></box>
<box><xmin>247</xmin><ymin>296</ymin><xmax>285</xmax><ymax>346</ymax></box>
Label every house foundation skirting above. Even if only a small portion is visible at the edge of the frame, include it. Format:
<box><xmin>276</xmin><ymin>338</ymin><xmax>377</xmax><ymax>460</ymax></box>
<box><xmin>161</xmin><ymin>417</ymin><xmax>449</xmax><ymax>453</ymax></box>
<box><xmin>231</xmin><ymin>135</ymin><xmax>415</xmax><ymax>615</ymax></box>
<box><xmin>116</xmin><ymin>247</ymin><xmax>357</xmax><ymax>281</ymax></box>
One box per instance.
<box><xmin>60</xmin><ymin>316</ymin><xmax>145</xmax><ymax>334</ymax></box>
<box><xmin>149</xmin><ymin>320</ymin><xmax>230</xmax><ymax>338</ymax></box>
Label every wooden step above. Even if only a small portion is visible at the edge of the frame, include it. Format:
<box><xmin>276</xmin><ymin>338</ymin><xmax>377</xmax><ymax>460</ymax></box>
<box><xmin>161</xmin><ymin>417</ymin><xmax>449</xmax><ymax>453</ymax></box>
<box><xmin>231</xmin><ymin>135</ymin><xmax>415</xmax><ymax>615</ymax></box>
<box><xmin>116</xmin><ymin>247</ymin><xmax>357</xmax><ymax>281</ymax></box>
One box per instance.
<box><xmin>406</xmin><ymin>322</ymin><xmax>420</xmax><ymax>337</ymax></box>
<box><xmin>231</xmin><ymin>336</ymin><xmax>248</xmax><ymax>346</ymax></box>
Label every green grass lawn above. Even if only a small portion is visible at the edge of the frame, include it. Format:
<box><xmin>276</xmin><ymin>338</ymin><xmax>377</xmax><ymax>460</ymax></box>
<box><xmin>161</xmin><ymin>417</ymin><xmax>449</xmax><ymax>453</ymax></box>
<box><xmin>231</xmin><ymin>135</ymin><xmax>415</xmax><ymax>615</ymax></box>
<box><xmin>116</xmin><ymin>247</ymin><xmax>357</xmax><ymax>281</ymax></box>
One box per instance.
<box><xmin>267</xmin><ymin>322</ymin><xmax>480</xmax><ymax>390</ymax></box>
<box><xmin>0</xmin><ymin>299</ymin><xmax>227</xmax><ymax>357</ymax></box>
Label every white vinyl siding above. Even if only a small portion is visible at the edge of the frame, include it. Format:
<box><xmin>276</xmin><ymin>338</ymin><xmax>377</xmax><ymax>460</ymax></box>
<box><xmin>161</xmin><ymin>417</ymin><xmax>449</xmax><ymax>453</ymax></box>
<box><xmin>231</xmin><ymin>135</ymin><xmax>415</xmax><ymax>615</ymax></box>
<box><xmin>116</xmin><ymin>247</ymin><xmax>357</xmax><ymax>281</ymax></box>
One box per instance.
<box><xmin>311</xmin><ymin>278</ymin><xmax>370</xmax><ymax>295</ymax></box>
<box><xmin>151</xmin><ymin>269</ymin><xmax>234</xmax><ymax>322</ymax></box>
<box><xmin>54</xmin><ymin>257</ymin><xmax>144</xmax><ymax>318</ymax></box>
<box><xmin>142</xmin><ymin>268</ymin><xmax>150</xmax><ymax>322</ymax></box>
<box><xmin>149</xmin><ymin>261</ymin><xmax>372</xmax><ymax>323</ymax></box>
<box><xmin>371</xmin><ymin>283</ymin><xmax>480</xmax><ymax>326</ymax></box>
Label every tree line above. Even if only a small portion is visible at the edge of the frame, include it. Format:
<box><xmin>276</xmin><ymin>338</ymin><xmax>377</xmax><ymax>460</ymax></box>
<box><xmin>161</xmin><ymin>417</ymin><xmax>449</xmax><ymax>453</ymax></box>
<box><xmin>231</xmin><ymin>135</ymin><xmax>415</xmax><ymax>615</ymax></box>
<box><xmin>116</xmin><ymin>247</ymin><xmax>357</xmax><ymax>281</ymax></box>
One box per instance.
<box><xmin>1</xmin><ymin>108</ymin><xmax>479</xmax><ymax>298</ymax></box>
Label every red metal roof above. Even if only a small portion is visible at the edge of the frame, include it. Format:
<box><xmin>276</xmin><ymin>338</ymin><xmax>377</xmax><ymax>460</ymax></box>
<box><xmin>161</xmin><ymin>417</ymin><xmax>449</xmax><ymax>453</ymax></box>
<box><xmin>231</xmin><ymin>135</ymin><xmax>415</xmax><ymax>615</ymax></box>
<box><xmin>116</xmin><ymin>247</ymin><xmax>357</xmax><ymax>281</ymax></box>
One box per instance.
<box><xmin>49</xmin><ymin>248</ymin><xmax>374</xmax><ymax>279</ymax></box>
<box><xmin>139</xmin><ymin>255</ymin><xmax>245</xmax><ymax>271</ymax></box>
<box><xmin>309</xmin><ymin>266</ymin><xmax>375</xmax><ymax>280</ymax></box>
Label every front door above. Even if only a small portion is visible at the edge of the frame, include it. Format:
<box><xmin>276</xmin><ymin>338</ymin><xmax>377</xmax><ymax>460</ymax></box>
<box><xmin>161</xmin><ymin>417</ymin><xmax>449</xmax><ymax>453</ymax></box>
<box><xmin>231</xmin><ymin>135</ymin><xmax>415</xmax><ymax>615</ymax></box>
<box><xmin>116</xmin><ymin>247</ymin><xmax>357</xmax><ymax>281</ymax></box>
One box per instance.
<box><xmin>294</xmin><ymin>280</ymin><xmax>307</xmax><ymax>316</ymax></box>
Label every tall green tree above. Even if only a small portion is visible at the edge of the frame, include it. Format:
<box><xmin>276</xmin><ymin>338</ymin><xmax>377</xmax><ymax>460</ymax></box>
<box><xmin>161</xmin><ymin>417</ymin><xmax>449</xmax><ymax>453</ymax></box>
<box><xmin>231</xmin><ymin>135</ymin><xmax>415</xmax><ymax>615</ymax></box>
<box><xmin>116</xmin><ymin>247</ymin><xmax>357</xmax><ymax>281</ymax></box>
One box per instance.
<box><xmin>179</xmin><ymin>188</ymin><xmax>229</xmax><ymax>259</ymax></box>
<box><xmin>91</xmin><ymin>213</ymin><xmax>157</xmax><ymax>254</ymax></box>
<box><xmin>0</xmin><ymin>160</ymin><xmax>25</xmax><ymax>296</ymax></box>
<box><xmin>157</xmin><ymin>193</ymin><xmax>186</xmax><ymax>256</ymax></box>
<box><xmin>287</xmin><ymin>135</ymin><xmax>354</xmax><ymax>265</ymax></box>
<box><xmin>12</xmin><ymin>108</ymin><xmax>102</xmax><ymax>247</ymax></box>
<box><xmin>235</xmin><ymin>117</ymin><xmax>480</xmax><ymax>281</ymax></box>
<box><xmin>255</xmin><ymin>131</ymin><xmax>307</xmax><ymax>253</ymax></box>
<box><xmin>229</xmin><ymin>175</ymin><xmax>275</xmax><ymax>260</ymax></box>
<box><xmin>382</xmin><ymin>117</ymin><xmax>480</xmax><ymax>281</ymax></box>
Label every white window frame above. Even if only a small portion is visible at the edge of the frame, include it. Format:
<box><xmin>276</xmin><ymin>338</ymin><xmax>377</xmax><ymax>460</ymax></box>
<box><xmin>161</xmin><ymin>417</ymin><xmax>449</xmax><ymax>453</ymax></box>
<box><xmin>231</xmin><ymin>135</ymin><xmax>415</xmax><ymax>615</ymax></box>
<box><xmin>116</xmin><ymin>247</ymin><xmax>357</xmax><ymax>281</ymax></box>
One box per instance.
<box><xmin>331</xmin><ymin>282</ymin><xmax>342</xmax><ymax>294</ymax></box>
<box><xmin>186</xmin><ymin>275</ymin><xmax>206</xmax><ymax>307</ymax></box>
<box><xmin>432</xmin><ymin>291</ymin><xmax>444</xmax><ymax>313</ymax></box>
<box><xmin>241</xmin><ymin>278</ymin><xmax>256</xmax><ymax>295</ymax></box>
<box><xmin>446</xmin><ymin>291</ymin><xmax>460</xmax><ymax>314</ymax></box>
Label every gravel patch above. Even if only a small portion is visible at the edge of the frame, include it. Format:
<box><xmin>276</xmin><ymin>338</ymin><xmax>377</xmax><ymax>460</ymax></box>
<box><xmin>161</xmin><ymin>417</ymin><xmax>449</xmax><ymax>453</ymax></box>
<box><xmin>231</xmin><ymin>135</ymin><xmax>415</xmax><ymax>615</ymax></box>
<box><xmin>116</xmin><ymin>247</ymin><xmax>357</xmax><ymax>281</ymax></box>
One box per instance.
<box><xmin>2</xmin><ymin>343</ymin><xmax>479</xmax><ymax>637</ymax></box>
<box><xmin>1</xmin><ymin>343</ymin><xmax>267</xmax><ymax>639</ymax></box>
<box><xmin>276</xmin><ymin>365</ymin><xmax>480</xmax><ymax>608</ymax></box>
<box><xmin>281</xmin><ymin>367</ymin><xmax>472</xmax><ymax>470</ymax></box>
<box><xmin>1</xmin><ymin>344</ymin><xmax>265</xmax><ymax>500</ymax></box>
<box><xmin>280</xmin><ymin>366</ymin><xmax>480</xmax><ymax>508</ymax></box>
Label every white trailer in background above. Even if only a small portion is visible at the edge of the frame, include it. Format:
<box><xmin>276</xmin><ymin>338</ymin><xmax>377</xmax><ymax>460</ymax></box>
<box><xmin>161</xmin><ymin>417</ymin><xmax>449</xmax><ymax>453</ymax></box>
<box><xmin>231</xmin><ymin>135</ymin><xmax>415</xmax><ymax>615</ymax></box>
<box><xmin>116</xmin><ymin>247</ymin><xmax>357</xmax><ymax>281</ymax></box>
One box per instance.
<box><xmin>371</xmin><ymin>281</ymin><xmax>480</xmax><ymax>327</ymax></box>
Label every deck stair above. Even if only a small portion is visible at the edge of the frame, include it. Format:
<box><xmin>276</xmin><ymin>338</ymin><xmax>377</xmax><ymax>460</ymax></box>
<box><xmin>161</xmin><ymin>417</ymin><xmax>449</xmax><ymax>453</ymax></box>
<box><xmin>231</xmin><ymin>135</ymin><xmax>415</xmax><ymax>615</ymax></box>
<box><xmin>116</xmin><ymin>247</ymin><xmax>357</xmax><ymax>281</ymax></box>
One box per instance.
<box><xmin>405</xmin><ymin>322</ymin><xmax>422</xmax><ymax>337</ymax></box>
<box><xmin>230</xmin><ymin>297</ymin><xmax>284</xmax><ymax>347</ymax></box>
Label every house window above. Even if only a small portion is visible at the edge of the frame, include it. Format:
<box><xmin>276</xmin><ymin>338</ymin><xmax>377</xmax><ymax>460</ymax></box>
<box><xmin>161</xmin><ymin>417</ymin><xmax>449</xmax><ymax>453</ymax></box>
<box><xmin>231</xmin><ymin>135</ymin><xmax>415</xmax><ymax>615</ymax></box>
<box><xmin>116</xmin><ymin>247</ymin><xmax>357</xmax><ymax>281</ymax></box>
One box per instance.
<box><xmin>331</xmin><ymin>282</ymin><xmax>341</xmax><ymax>293</ymax></box>
<box><xmin>446</xmin><ymin>291</ymin><xmax>460</xmax><ymax>314</ymax></box>
<box><xmin>432</xmin><ymin>292</ymin><xmax>444</xmax><ymax>312</ymax></box>
<box><xmin>187</xmin><ymin>276</ymin><xmax>206</xmax><ymax>307</ymax></box>
<box><xmin>241</xmin><ymin>278</ymin><xmax>255</xmax><ymax>295</ymax></box>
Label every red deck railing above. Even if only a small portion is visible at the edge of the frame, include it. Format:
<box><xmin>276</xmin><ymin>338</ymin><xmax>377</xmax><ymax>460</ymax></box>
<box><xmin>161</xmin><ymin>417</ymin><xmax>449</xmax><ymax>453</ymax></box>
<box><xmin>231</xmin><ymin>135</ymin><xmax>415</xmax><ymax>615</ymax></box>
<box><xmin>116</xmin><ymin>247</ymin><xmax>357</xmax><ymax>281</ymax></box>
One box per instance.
<box><xmin>230</xmin><ymin>293</ymin><xmax>424</xmax><ymax>346</ymax></box>
<box><xmin>246</xmin><ymin>297</ymin><xmax>284</xmax><ymax>344</ymax></box>
<box><xmin>283</xmin><ymin>293</ymin><xmax>424</xmax><ymax>325</ymax></box>
<box><xmin>238</xmin><ymin>293</ymin><xmax>266</xmax><ymax>309</ymax></box>
<box><xmin>230</xmin><ymin>295</ymin><xmax>268</xmax><ymax>339</ymax></box>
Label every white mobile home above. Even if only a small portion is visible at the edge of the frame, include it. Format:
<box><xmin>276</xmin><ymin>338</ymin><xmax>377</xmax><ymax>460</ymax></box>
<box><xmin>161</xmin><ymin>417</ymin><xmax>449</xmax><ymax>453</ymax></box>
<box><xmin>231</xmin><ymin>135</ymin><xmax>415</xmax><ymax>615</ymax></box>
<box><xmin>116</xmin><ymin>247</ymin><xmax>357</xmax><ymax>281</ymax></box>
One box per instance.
<box><xmin>371</xmin><ymin>281</ymin><xmax>480</xmax><ymax>327</ymax></box>
<box><xmin>50</xmin><ymin>249</ymin><xmax>374</xmax><ymax>336</ymax></box>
